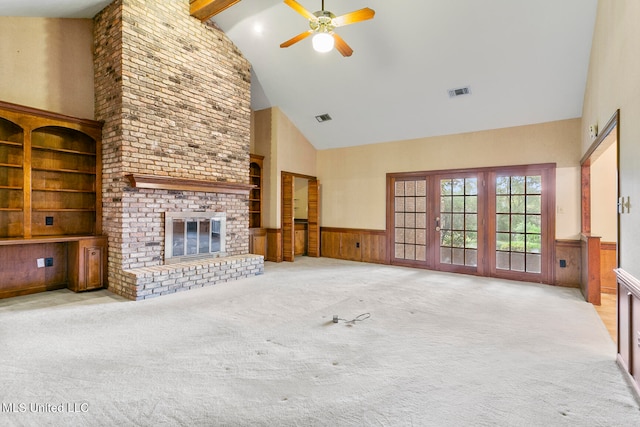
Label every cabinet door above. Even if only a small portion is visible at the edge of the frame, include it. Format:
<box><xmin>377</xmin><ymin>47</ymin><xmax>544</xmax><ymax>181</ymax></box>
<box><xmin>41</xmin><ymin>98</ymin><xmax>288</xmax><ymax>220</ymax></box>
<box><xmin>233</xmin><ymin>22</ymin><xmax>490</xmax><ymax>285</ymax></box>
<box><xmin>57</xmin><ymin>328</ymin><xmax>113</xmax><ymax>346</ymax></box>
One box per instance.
<box><xmin>632</xmin><ymin>295</ymin><xmax>640</xmax><ymax>388</ymax></box>
<box><xmin>618</xmin><ymin>282</ymin><xmax>632</xmax><ymax>372</ymax></box>
<box><xmin>294</xmin><ymin>230</ymin><xmax>306</xmax><ymax>255</ymax></box>
<box><xmin>84</xmin><ymin>246</ymin><xmax>104</xmax><ymax>289</ymax></box>
<box><xmin>249</xmin><ymin>229</ymin><xmax>267</xmax><ymax>256</ymax></box>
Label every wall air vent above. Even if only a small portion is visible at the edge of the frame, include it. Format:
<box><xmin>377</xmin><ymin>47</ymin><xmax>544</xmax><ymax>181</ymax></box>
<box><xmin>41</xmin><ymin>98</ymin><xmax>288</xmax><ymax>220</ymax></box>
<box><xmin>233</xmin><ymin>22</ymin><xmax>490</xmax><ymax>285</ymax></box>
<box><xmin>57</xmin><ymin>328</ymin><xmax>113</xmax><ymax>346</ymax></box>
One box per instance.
<box><xmin>448</xmin><ymin>86</ymin><xmax>471</xmax><ymax>98</ymax></box>
<box><xmin>315</xmin><ymin>113</ymin><xmax>332</xmax><ymax>123</ymax></box>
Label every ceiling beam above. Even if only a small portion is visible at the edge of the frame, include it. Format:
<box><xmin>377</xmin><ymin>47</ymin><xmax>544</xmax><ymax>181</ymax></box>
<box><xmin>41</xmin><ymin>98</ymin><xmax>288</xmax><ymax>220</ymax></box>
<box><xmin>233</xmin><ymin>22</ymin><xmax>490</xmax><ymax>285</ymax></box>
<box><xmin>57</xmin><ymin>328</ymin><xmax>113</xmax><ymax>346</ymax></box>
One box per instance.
<box><xmin>190</xmin><ymin>0</ymin><xmax>242</xmax><ymax>21</ymax></box>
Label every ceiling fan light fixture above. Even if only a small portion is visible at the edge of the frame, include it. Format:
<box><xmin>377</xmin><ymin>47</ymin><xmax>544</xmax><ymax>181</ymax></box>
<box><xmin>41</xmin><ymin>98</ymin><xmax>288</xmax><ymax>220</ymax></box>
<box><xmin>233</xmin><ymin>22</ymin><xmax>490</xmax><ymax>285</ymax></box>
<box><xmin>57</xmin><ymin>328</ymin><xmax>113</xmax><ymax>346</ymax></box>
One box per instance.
<box><xmin>312</xmin><ymin>32</ymin><xmax>334</xmax><ymax>53</ymax></box>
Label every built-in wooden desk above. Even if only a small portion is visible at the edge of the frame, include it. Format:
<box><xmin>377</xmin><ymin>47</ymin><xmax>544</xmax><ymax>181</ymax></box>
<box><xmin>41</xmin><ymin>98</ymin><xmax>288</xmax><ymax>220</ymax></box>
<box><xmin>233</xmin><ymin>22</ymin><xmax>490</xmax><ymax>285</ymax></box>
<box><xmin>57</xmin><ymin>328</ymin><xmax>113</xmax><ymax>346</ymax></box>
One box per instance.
<box><xmin>0</xmin><ymin>235</ymin><xmax>107</xmax><ymax>298</ymax></box>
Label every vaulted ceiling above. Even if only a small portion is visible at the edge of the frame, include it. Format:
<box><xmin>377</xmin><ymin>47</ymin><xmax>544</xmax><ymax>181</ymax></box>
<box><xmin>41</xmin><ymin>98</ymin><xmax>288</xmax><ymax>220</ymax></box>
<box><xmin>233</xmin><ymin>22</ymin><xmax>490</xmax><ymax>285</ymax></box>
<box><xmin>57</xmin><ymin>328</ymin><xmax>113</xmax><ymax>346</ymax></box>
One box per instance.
<box><xmin>0</xmin><ymin>0</ymin><xmax>598</xmax><ymax>150</ymax></box>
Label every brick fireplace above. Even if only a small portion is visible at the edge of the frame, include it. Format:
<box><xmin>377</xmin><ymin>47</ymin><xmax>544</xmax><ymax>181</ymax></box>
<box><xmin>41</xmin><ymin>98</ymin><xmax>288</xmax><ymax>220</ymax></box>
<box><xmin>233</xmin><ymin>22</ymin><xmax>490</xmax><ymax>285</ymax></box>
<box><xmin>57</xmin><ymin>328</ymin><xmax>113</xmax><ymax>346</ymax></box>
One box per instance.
<box><xmin>93</xmin><ymin>0</ymin><xmax>263</xmax><ymax>300</ymax></box>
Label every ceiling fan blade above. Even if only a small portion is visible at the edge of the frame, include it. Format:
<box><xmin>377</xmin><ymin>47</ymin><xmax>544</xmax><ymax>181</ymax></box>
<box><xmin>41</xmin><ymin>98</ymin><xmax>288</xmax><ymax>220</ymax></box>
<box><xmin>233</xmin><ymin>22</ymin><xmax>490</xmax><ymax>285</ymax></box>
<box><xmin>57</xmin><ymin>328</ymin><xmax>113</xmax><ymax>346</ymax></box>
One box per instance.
<box><xmin>332</xmin><ymin>7</ymin><xmax>375</xmax><ymax>27</ymax></box>
<box><xmin>283</xmin><ymin>0</ymin><xmax>316</xmax><ymax>21</ymax></box>
<box><xmin>280</xmin><ymin>30</ymin><xmax>313</xmax><ymax>48</ymax></box>
<box><xmin>332</xmin><ymin>33</ymin><xmax>353</xmax><ymax>57</ymax></box>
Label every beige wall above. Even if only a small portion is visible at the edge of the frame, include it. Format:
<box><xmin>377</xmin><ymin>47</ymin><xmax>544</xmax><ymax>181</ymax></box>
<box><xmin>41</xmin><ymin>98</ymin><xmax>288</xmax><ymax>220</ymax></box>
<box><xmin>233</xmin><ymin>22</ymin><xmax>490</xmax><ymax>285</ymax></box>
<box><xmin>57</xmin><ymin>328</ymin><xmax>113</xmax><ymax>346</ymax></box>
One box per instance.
<box><xmin>0</xmin><ymin>17</ymin><xmax>95</xmax><ymax>119</ymax></box>
<box><xmin>317</xmin><ymin>119</ymin><xmax>582</xmax><ymax>238</ymax></box>
<box><xmin>253</xmin><ymin>107</ymin><xmax>317</xmax><ymax>228</ymax></box>
<box><xmin>590</xmin><ymin>140</ymin><xmax>617</xmax><ymax>242</ymax></box>
<box><xmin>272</xmin><ymin>107</ymin><xmax>317</xmax><ymax>227</ymax></box>
<box><xmin>294</xmin><ymin>177</ymin><xmax>309</xmax><ymax>220</ymax></box>
<box><xmin>581</xmin><ymin>0</ymin><xmax>640</xmax><ymax>276</ymax></box>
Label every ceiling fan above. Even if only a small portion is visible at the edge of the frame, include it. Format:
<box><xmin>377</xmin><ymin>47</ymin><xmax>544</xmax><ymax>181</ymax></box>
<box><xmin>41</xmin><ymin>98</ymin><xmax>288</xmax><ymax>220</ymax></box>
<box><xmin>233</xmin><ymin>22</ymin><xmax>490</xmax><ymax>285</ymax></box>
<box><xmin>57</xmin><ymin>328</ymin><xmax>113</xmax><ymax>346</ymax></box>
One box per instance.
<box><xmin>279</xmin><ymin>0</ymin><xmax>375</xmax><ymax>57</ymax></box>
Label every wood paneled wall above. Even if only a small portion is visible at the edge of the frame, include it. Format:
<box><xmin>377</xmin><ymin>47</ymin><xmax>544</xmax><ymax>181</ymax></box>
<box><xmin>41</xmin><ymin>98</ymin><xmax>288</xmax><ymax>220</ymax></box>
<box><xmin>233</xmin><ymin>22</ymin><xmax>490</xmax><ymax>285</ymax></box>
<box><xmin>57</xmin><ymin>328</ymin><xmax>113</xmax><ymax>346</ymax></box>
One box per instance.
<box><xmin>555</xmin><ymin>238</ymin><xmax>617</xmax><ymax>296</ymax></box>
<box><xmin>320</xmin><ymin>228</ymin><xmax>387</xmax><ymax>264</ymax></box>
<box><xmin>0</xmin><ymin>243</ymin><xmax>67</xmax><ymax>298</ymax></box>
<box><xmin>555</xmin><ymin>239</ymin><xmax>581</xmax><ymax>287</ymax></box>
<box><xmin>310</xmin><ymin>231</ymin><xmax>606</xmax><ymax>294</ymax></box>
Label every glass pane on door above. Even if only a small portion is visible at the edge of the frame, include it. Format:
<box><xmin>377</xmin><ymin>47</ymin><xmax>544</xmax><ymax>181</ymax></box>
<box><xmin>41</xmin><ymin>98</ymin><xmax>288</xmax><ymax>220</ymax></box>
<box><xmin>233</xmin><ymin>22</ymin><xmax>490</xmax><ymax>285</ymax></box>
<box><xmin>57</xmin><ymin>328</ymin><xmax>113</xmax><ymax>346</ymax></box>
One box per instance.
<box><xmin>439</xmin><ymin>177</ymin><xmax>478</xmax><ymax>267</ymax></box>
<box><xmin>495</xmin><ymin>175</ymin><xmax>542</xmax><ymax>273</ymax></box>
<box><xmin>394</xmin><ymin>179</ymin><xmax>427</xmax><ymax>261</ymax></box>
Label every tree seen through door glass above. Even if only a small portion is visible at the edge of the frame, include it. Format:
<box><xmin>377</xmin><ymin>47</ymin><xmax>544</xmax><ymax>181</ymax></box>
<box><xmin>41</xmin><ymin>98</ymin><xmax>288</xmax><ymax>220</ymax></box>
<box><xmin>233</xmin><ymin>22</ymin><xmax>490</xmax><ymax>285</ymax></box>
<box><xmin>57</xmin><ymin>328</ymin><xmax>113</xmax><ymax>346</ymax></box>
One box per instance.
<box><xmin>495</xmin><ymin>175</ymin><xmax>542</xmax><ymax>273</ymax></box>
<box><xmin>440</xmin><ymin>177</ymin><xmax>478</xmax><ymax>267</ymax></box>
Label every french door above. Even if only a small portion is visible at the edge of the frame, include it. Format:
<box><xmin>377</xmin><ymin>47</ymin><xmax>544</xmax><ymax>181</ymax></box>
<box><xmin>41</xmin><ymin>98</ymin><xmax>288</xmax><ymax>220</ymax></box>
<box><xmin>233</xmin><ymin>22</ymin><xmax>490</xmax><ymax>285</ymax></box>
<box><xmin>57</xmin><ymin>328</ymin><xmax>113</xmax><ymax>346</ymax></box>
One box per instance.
<box><xmin>388</xmin><ymin>164</ymin><xmax>555</xmax><ymax>283</ymax></box>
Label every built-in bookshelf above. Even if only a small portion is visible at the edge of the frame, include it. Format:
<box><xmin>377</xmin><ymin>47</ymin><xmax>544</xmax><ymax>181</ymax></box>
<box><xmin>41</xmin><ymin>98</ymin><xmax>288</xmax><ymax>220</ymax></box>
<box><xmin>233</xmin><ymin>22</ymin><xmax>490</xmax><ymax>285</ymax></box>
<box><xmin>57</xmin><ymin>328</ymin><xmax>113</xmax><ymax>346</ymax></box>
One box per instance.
<box><xmin>0</xmin><ymin>100</ymin><xmax>105</xmax><ymax>298</ymax></box>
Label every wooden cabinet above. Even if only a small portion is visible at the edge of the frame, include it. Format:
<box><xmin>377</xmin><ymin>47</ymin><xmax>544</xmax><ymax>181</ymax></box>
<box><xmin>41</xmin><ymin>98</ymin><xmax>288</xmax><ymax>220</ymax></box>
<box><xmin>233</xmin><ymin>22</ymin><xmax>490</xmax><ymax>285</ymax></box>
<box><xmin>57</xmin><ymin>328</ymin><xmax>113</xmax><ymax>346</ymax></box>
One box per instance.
<box><xmin>0</xmin><ymin>101</ymin><xmax>105</xmax><ymax>298</ymax></box>
<box><xmin>68</xmin><ymin>237</ymin><xmax>107</xmax><ymax>292</ymax></box>
<box><xmin>249</xmin><ymin>154</ymin><xmax>263</xmax><ymax>229</ymax></box>
<box><xmin>31</xmin><ymin>126</ymin><xmax>98</xmax><ymax>236</ymax></box>
<box><xmin>619</xmin><ymin>281</ymin><xmax>632</xmax><ymax>371</ymax></box>
<box><xmin>249</xmin><ymin>154</ymin><xmax>266</xmax><ymax>256</ymax></box>
<box><xmin>249</xmin><ymin>227</ymin><xmax>267</xmax><ymax>257</ymax></box>
<box><xmin>0</xmin><ymin>101</ymin><xmax>102</xmax><ymax>238</ymax></box>
<box><xmin>294</xmin><ymin>221</ymin><xmax>307</xmax><ymax>256</ymax></box>
<box><xmin>0</xmin><ymin>116</ymin><xmax>24</xmax><ymax>238</ymax></box>
<box><xmin>616</xmin><ymin>269</ymin><xmax>640</xmax><ymax>395</ymax></box>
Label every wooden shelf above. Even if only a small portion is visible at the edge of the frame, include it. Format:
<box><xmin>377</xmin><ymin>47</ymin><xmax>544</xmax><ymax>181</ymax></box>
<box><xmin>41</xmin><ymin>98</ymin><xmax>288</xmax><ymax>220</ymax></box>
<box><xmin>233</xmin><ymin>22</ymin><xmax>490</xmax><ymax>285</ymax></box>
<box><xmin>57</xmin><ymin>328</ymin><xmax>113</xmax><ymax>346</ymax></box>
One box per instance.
<box><xmin>248</xmin><ymin>154</ymin><xmax>263</xmax><ymax>229</ymax></box>
<box><xmin>0</xmin><ymin>140</ymin><xmax>22</xmax><ymax>147</ymax></box>
<box><xmin>33</xmin><ymin>188</ymin><xmax>95</xmax><ymax>193</ymax></box>
<box><xmin>0</xmin><ymin>101</ymin><xmax>104</xmax><ymax>298</ymax></box>
<box><xmin>125</xmin><ymin>173</ymin><xmax>254</xmax><ymax>194</ymax></box>
<box><xmin>32</xmin><ymin>208</ymin><xmax>96</xmax><ymax>212</ymax></box>
<box><xmin>32</xmin><ymin>145</ymin><xmax>96</xmax><ymax>156</ymax></box>
<box><xmin>0</xmin><ymin>100</ymin><xmax>102</xmax><ymax>239</ymax></box>
<box><xmin>32</xmin><ymin>167</ymin><xmax>96</xmax><ymax>175</ymax></box>
<box><xmin>0</xmin><ymin>234</ymin><xmax>102</xmax><ymax>246</ymax></box>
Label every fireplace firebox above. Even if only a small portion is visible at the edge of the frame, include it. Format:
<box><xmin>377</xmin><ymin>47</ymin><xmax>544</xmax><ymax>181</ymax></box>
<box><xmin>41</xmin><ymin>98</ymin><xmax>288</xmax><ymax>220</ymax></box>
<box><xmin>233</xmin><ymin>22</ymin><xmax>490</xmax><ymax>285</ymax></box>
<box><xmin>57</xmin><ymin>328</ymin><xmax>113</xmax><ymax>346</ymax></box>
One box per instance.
<box><xmin>164</xmin><ymin>211</ymin><xmax>226</xmax><ymax>264</ymax></box>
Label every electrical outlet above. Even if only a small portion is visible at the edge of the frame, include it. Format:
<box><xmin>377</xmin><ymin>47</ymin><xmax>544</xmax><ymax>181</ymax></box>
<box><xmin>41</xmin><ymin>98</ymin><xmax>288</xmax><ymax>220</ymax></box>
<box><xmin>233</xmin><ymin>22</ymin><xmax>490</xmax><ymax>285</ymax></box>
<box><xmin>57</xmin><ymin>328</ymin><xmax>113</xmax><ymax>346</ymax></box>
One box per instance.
<box><xmin>356</xmin><ymin>242</ymin><xmax>360</xmax><ymax>248</ymax></box>
<box><xmin>559</xmin><ymin>259</ymin><xmax>567</xmax><ymax>268</ymax></box>
<box><xmin>45</xmin><ymin>216</ymin><xmax>54</xmax><ymax>226</ymax></box>
<box><xmin>37</xmin><ymin>258</ymin><xmax>45</xmax><ymax>268</ymax></box>
<box><xmin>45</xmin><ymin>257</ymin><xmax>54</xmax><ymax>267</ymax></box>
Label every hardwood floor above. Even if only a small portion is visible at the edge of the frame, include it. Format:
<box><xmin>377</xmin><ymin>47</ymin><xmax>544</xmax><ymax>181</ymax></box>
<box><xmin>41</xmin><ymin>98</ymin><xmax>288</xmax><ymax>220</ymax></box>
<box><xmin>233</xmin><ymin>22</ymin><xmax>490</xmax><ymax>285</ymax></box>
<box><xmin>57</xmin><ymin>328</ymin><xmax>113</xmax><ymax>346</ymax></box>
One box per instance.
<box><xmin>594</xmin><ymin>292</ymin><xmax>617</xmax><ymax>343</ymax></box>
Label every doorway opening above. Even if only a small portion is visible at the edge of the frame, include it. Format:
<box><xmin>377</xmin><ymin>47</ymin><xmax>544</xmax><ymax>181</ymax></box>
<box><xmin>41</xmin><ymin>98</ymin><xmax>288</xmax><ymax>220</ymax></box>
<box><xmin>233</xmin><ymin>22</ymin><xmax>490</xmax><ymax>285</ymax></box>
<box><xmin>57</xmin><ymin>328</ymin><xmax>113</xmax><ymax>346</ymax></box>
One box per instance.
<box><xmin>281</xmin><ymin>171</ymin><xmax>320</xmax><ymax>262</ymax></box>
<box><xmin>581</xmin><ymin>110</ymin><xmax>619</xmax><ymax>342</ymax></box>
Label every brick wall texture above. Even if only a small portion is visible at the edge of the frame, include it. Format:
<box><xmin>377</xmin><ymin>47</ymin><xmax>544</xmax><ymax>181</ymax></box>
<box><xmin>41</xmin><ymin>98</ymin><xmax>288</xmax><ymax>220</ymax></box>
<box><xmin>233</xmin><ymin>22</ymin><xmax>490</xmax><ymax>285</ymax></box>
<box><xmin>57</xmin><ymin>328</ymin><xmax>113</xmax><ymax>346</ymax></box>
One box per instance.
<box><xmin>94</xmin><ymin>0</ymin><xmax>260</xmax><ymax>300</ymax></box>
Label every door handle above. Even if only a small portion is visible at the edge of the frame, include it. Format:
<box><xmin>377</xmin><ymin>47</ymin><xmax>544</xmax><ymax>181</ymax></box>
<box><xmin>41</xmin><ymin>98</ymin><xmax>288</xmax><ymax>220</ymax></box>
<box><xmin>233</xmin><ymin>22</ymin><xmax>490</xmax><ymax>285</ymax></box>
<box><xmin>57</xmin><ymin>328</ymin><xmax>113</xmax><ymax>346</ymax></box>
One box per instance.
<box><xmin>435</xmin><ymin>216</ymin><xmax>440</xmax><ymax>232</ymax></box>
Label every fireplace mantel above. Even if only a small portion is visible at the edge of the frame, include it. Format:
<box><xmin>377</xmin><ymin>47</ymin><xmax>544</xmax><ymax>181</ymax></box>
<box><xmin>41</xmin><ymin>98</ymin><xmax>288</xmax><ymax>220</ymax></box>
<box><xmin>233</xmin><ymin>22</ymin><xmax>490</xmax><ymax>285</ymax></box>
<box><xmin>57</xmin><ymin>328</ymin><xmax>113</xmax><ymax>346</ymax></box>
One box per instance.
<box><xmin>125</xmin><ymin>174</ymin><xmax>254</xmax><ymax>194</ymax></box>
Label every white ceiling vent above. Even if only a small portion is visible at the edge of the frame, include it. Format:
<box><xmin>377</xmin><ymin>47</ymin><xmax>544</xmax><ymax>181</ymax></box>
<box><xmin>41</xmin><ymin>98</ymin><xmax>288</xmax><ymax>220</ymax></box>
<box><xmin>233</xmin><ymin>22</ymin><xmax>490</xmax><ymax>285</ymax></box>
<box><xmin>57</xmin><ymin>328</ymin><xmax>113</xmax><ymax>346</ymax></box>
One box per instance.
<box><xmin>315</xmin><ymin>113</ymin><xmax>332</xmax><ymax>123</ymax></box>
<box><xmin>448</xmin><ymin>86</ymin><xmax>471</xmax><ymax>98</ymax></box>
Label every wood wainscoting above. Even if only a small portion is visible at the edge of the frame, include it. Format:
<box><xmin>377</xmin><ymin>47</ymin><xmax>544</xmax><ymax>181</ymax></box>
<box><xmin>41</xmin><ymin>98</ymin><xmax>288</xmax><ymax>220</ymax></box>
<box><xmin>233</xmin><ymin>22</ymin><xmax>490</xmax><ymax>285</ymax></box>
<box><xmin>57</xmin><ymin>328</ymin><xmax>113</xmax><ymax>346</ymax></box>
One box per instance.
<box><xmin>320</xmin><ymin>228</ymin><xmax>387</xmax><ymax>264</ymax></box>
<box><xmin>555</xmin><ymin>239</ymin><xmax>581</xmax><ymax>287</ymax></box>
<box><xmin>554</xmin><ymin>238</ymin><xmax>616</xmax><ymax>296</ymax></box>
<box><xmin>317</xmin><ymin>234</ymin><xmax>599</xmax><ymax>288</ymax></box>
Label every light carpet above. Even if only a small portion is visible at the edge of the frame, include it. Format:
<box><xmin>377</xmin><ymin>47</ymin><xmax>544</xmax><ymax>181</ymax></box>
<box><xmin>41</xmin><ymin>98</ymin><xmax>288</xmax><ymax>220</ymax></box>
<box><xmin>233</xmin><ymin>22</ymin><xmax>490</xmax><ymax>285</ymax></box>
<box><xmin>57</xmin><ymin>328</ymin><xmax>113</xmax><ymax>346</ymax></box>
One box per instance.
<box><xmin>1</xmin><ymin>257</ymin><xmax>639</xmax><ymax>426</ymax></box>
